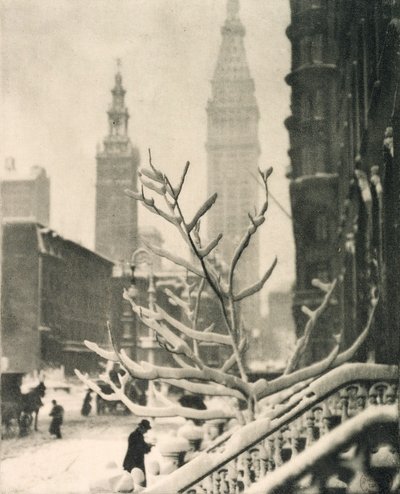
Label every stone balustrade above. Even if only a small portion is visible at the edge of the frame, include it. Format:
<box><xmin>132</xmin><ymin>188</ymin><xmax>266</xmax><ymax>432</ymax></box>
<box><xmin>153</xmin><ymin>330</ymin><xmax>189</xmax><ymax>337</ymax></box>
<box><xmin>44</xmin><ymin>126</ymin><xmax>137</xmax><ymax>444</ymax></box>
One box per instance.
<box><xmin>245</xmin><ymin>404</ymin><xmax>399</xmax><ymax>494</ymax></box>
<box><xmin>142</xmin><ymin>364</ymin><xmax>398</xmax><ymax>494</ymax></box>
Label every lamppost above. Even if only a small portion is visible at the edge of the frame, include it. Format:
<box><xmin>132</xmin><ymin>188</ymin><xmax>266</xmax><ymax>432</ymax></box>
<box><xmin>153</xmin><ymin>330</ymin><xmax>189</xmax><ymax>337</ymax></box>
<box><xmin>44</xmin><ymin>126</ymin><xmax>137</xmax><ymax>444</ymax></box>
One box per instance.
<box><xmin>129</xmin><ymin>248</ymin><xmax>157</xmax><ymax>365</ymax></box>
<box><xmin>129</xmin><ymin>248</ymin><xmax>159</xmax><ymax>406</ymax></box>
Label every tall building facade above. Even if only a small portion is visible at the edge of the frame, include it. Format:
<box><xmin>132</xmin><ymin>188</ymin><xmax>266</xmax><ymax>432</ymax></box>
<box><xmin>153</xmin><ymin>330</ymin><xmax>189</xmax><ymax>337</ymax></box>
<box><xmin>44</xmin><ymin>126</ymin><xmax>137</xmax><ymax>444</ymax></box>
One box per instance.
<box><xmin>207</xmin><ymin>0</ymin><xmax>260</xmax><ymax>332</ymax></box>
<box><xmin>286</xmin><ymin>0</ymin><xmax>400</xmax><ymax>365</ymax></box>
<box><xmin>95</xmin><ymin>69</ymin><xmax>140</xmax><ymax>263</ymax></box>
<box><xmin>0</xmin><ymin>160</ymin><xmax>50</xmax><ymax>226</ymax></box>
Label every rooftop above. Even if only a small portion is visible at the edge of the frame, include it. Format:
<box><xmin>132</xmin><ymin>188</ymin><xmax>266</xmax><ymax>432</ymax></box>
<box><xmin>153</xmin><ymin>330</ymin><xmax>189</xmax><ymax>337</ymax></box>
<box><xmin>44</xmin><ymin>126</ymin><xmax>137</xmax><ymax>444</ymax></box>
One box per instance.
<box><xmin>0</xmin><ymin>161</ymin><xmax>48</xmax><ymax>182</ymax></box>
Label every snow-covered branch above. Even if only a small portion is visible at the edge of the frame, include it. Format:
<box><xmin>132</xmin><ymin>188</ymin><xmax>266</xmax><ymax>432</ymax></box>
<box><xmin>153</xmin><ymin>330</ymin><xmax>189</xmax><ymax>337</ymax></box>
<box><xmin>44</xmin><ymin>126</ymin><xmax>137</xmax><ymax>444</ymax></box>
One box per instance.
<box><xmin>160</xmin><ymin>378</ymin><xmax>246</xmax><ymax>401</ymax></box>
<box><xmin>285</xmin><ymin>278</ymin><xmax>338</xmax><ymax>374</ymax></box>
<box><xmin>233</xmin><ymin>257</ymin><xmax>277</xmax><ymax>301</ymax></box>
<box><xmin>153</xmin><ymin>304</ymin><xmax>232</xmax><ymax>346</ymax></box>
<box><xmin>228</xmin><ymin>167</ymin><xmax>272</xmax><ymax>291</ymax></box>
<box><xmin>255</xmin><ymin>345</ymin><xmax>339</xmax><ymax>400</ymax></box>
<box><xmin>74</xmin><ymin>370</ymin><xmax>236</xmax><ymax>420</ymax></box>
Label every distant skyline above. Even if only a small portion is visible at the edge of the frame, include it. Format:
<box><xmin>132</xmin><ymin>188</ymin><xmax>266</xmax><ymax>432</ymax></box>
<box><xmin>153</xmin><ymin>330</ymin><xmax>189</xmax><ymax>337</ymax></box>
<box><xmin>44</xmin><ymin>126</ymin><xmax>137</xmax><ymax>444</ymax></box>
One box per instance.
<box><xmin>1</xmin><ymin>0</ymin><xmax>294</xmax><ymax>303</ymax></box>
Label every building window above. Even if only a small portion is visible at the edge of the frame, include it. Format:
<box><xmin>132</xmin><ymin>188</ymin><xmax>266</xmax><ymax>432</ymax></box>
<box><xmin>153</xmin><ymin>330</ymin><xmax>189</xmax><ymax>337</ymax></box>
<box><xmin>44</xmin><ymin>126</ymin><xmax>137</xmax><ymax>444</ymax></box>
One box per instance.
<box><xmin>122</xmin><ymin>322</ymin><xmax>131</xmax><ymax>339</ymax></box>
<box><xmin>300</xmin><ymin>36</ymin><xmax>312</xmax><ymax>64</ymax></box>
<box><xmin>301</xmin><ymin>93</ymin><xmax>313</xmax><ymax>119</ymax></box>
<box><xmin>311</xmin><ymin>34</ymin><xmax>323</xmax><ymax>63</ymax></box>
<box><xmin>301</xmin><ymin>144</ymin><xmax>325</xmax><ymax>174</ymax></box>
<box><xmin>306</xmin><ymin>262</ymin><xmax>330</xmax><ymax>287</ymax></box>
<box><xmin>315</xmin><ymin>214</ymin><xmax>329</xmax><ymax>242</ymax></box>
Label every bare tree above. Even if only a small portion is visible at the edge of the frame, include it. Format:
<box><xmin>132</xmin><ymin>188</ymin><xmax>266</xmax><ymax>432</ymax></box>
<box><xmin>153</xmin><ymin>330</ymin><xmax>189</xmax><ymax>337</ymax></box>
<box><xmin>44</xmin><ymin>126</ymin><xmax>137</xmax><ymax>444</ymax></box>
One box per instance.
<box><xmin>76</xmin><ymin>153</ymin><xmax>376</xmax><ymax>423</ymax></box>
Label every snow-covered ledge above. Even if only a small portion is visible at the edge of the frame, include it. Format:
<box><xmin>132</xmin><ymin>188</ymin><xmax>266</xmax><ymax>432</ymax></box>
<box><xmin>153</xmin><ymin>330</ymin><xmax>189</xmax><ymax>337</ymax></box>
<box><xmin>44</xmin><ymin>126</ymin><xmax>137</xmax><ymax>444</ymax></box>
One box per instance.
<box><xmin>142</xmin><ymin>364</ymin><xmax>397</xmax><ymax>494</ymax></box>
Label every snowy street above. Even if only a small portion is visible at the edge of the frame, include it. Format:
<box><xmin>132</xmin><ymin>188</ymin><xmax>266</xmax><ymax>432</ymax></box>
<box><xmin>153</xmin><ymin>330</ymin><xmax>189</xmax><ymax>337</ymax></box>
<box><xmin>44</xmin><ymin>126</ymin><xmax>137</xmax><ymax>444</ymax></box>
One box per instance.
<box><xmin>1</xmin><ymin>385</ymin><xmax>180</xmax><ymax>494</ymax></box>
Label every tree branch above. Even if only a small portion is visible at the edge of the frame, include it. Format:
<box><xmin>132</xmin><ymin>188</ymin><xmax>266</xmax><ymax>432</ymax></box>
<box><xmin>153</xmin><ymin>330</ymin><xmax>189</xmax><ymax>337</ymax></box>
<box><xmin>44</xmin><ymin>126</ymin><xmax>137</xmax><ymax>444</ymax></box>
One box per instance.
<box><xmin>154</xmin><ymin>304</ymin><xmax>232</xmax><ymax>346</ymax></box>
<box><xmin>186</xmin><ymin>193</ymin><xmax>218</xmax><ymax>232</ymax></box>
<box><xmin>255</xmin><ymin>345</ymin><xmax>339</xmax><ymax>400</ymax></box>
<box><xmin>75</xmin><ymin>370</ymin><xmax>235</xmax><ymax>420</ymax></box>
<box><xmin>228</xmin><ymin>167</ymin><xmax>272</xmax><ymax>291</ymax></box>
<box><xmin>220</xmin><ymin>338</ymin><xmax>247</xmax><ymax>372</ymax></box>
<box><xmin>284</xmin><ymin>278</ymin><xmax>338</xmax><ymax>374</ymax></box>
<box><xmin>117</xmin><ymin>349</ymin><xmax>251</xmax><ymax>397</ymax></box>
<box><xmin>332</xmin><ymin>297</ymin><xmax>378</xmax><ymax>367</ymax></box>
<box><xmin>160</xmin><ymin>378</ymin><xmax>246</xmax><ymax>401</ymax></box>
<box><xmin>233</xmin><ymin>257</ymin><xmax>277</xmax><ymax>301</ymax></box>
<box><xmin>141</xmin><ymin>240</ymin><xmax>204</xmax><ymax>278</ymax></box>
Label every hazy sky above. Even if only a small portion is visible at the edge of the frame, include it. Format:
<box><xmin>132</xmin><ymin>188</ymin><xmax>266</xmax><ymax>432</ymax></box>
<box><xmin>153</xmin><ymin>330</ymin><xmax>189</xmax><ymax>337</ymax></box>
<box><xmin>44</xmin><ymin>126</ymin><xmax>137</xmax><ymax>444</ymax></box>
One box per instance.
<box><xmin>1</xmin><ymin>0</ymin><xmax>294</xmax><ymax>302</ymax></box>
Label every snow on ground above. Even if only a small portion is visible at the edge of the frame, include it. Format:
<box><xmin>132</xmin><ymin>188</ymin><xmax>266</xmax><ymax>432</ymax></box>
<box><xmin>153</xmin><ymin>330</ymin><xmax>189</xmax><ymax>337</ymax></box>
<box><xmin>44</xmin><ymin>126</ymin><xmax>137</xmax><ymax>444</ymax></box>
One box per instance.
<box><xmin>1</xmin><ymin>384</ymin><xmax>180</xmax><ymax>494</ymax></box>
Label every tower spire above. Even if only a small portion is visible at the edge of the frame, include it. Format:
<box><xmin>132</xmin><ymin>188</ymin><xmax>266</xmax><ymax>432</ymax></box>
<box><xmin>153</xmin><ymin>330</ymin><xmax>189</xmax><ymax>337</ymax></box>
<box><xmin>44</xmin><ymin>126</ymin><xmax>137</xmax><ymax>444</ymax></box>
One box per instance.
<box><xmin>104</xmin><ymin>60</ymin><xmax>130</xmax><ymax>148</ymax></box>
<box><xmin>211</xmin><ymin>0</ymin><xmax>253</xmax><ymax>101</ymax></box>
<box><xmin>227</xmin><ymin>0</ymin><xmax>239</xmax><ymax>19</ymax></box>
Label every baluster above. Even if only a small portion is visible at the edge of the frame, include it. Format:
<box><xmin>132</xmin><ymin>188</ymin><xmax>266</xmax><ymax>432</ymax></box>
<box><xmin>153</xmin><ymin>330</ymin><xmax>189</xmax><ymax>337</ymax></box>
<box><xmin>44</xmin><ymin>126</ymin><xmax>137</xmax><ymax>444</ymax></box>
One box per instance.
<box><xmin>242</xmin><ymin>450</ymin><xmax>252</xmax><ymax>488</ymax></box>
<box><xmin>339</xmin><ymin>388</ymin><xmax>349</xmax><ymax>421</ymax></box>
<box><xmin>374</xmin><ymin>383</ymin><xmax>388</xmax><ymax>405</ymax></box>
<box><xmin>201</xmin><ymin>474</ymin><xmax>213</xmax><ymax>494</ymax></box>
<box><xmin>273</xmin><ymin>431</ymin><xmax>284</xmax><ymax>469</ymax></box>
<box><xmin>280</xmin><ymin>427</ymin><xmax>292</xmax><ymax>464</ymax></box>
<box><xmin>346</xmin><ymin>385</ymin><xmax>359</xmax><ymax>418</ymax></box>
<box><xmin>312</xmin><ymin>405</ymin><xmax>323</xmax><ymax>440</ymax></box>
<box><xmin>305</xmin><ymin>410</ymin><xmax>316</xmax><ymax>447</ymax></box>
<box><xmin>383</xmin><ymin>384</ymin><xmax>397</xmax><ymax>404</ymax></box>
<box><xmin>257</xmin><ymin>443</ymin><xmax>268</xmax><ymax>478</ymax></box>
<box><xmin>329</xmin><ymin>392</ymin><xmax>342</xmax><ymax>421</ymax></box>
<box><xmin>249</xmin><ymin>446</ymin><xmax>260</xmax><ymax>482</ymax></box>
<box><xmin>368</xmin><ymin>383</ymin><xmax>380</xmax><ymax>406</ymax></box>
<box><xmin>289</xmin><ymin>421</ymin><xmax>302</xmax><ymax>458</ymax></box>
<box><xmin>266</xmin><ymin>437</ymin><xmax>275</xmax><ymax>471</ymax></box>
<box><xmin>237</xmin><ymin>452</ymin><xmax>251</xmax><ymax>489</ymax></box>
<box><xmin>320</xmin><ymin>401</ymin><xmax>332</xmax><ymax>436</ymax></box>
<box><xmin>236</xmin><ymin>455</ymin><xmax>245</xmax><ymax>493</ymax></box>
<box><xmin>227</xmin><ymin>461</ymin><xmax>238</xmax><ymax>494</ymax></box>
<box><xmin>218</xmin><ymin>467</ymin><xmax>229</xmax><ymax>494</ymax></box>
<box><xmin>355</xmin><ymin>384</ymin><xmax>368</xmax><ymax>412</ymax></box>
<box><xmin>212</xmin><ymin>470</ymin><xmax>221</xmax><ymax>494</ymax></box>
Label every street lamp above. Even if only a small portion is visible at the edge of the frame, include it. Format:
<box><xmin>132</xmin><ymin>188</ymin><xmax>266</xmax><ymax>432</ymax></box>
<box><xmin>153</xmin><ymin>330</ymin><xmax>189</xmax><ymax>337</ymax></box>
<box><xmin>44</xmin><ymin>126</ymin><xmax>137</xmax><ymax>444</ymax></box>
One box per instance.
<box><xmin>130</xmin><ymin>248</ymin><xmax>156</xmax><ymax>310</ymax></box>
<box><xmin>130</xmin><ymin>248</ymin><xmax>158</xmax><ymax>406</ymax></box>
<box><xmin>129</xmin><ymin>248</ymin><xmax>157</xmax><ymax>364</ymax></box>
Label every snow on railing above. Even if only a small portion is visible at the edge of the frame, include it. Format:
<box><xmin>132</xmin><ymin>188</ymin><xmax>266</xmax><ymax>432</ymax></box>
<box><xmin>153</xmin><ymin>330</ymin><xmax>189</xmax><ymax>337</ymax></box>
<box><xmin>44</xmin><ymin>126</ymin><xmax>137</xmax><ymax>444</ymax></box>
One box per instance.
<box><xmin>245</xmin><ymin>404</ymin><xmax>399</xmax><ymax>494</ymax></box>
<box><xmin>143</xmin><ymin>363</ymin><xmax>398</xmax><ymax>494</ymax></box>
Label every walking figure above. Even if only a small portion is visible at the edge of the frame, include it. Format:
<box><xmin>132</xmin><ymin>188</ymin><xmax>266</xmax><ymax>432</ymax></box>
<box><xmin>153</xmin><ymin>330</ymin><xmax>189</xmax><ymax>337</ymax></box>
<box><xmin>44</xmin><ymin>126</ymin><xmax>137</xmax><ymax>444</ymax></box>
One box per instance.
<box><xmin>122</xmin><ymin>419</ymin><xmax>153</xmax><ymax>483</ymax></box>
<box><xmin>49</xmin><ymin>400</ymin><xmax>64</xmax><ymax>439</ymax></box>
<box><xmin>81</xmin><ymin>390</ymin><xmax>92</xmax><ymax>416</ymax></box>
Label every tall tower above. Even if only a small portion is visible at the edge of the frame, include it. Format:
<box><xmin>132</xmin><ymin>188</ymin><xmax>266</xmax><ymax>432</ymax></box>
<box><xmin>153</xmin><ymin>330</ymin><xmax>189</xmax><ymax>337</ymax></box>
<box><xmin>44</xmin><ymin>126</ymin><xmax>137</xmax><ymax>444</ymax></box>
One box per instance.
<box><xmin>206</xmin><ymin>0</ymin><xmax>260</xmax><ymax>332</ymax></box>
<box><xmin>95</xmin><ymin>66</ymin><xmax>140</xmax><ymax>263</ymax></box>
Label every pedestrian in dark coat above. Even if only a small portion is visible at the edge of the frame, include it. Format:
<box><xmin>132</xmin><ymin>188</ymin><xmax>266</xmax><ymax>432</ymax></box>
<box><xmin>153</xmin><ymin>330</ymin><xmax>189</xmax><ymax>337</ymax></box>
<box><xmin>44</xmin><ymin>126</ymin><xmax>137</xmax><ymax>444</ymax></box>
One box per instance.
<box><xmin>49</xmin><ymin>400</ymin><xmax>64</xmax><ymax>439</ymax></box>
<box><xmin>81</xmin><ymin>390</ymin><xmax>92</xmax><ymax>416</ymax></box>
<box><xmin>122</xmin><ymin>419</ymin><xmax>153</xmax><ymax>481</ymax></box>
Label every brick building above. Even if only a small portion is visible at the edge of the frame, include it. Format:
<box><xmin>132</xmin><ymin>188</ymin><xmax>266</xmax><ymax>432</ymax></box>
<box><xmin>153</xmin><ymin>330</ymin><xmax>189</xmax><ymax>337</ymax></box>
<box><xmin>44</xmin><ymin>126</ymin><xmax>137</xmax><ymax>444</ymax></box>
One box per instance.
<box><xmin>1</xmin><ymin>222</ymin><xmax>113</xmax><ymax>378</ymax></box>
<box><xmin>95</xmin><ymin>67</ymin><xmax>140</xmax><ymax>263</ymax></box>
<box><xmin>286</xmin><ymin>0</ymin><xmax>400</xmax><ymax>364</ymax></box>
<box><xmin>0</xmin><ymin>160</ymin><xmax>50</xmax><ymax>226</ymax></box>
